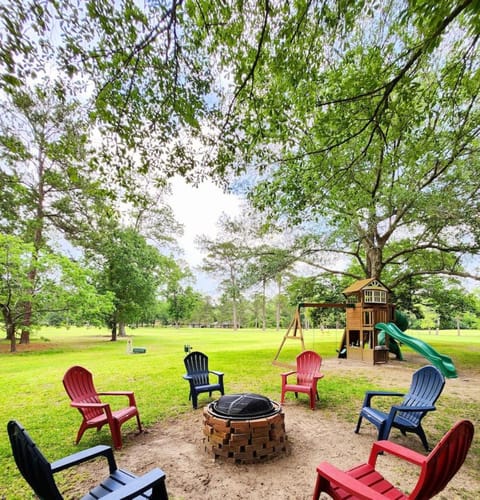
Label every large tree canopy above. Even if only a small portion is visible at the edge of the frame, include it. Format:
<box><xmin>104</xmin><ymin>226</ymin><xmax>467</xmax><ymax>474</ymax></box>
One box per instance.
<box><xmin>1</xmin><ymin>0</ymin><xmax>220</xmax><ymax>185</ymax></box>
<box><xmin>2</xmin><ymin>0</ymin><xmax>480</xmax><ymax>290</ymax></box>
<box><xmin>204</xmin><ymin>0</ymin><xmax>480</xmax><ymax>287</ymax></box>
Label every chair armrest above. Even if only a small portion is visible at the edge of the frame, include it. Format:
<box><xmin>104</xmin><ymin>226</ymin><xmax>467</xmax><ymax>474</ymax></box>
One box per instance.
<box><xmin>313</xmin><ymin>374</ymin><xmax>324</xmax><ymax>381</ymax></box>
<box><xmin>70</xmin><ymin>402</ymin><xmax>109</xmax><ymax>410</ymax></box>
<box><xmin>98</xmin><ymin>391</ymin><xmax>137</xmax><ymax>406</ymax></box>
<box><xmin>362</xmin><ymin>391</ymin><xmax>404</xmax><ymax>407</ymax></box>
<box><xmin>98</xmin><ymin>391</ymin><xmax>134</xmax><ymax>395</ymax></box>
<box><xmin>183</xmin><ymin>374</ymin><xmax>193</xmax><ymax>381</ymax></box>
<box><xmin>281</xmin><ymin>371</ymin><xmax>296</xmax><ymax>383</ymax></box>
<box><xmin>71</xmin><ymin>401</ymin><xmax>114</xmax><ymax>419</ymax></box>
<box><xmin>51</xmin><ymin>445</ymin><xmax>117</xmax><ymax>474</ymax></box>
<box><xmin>369</xmin><ymin>440</ymin><xmax>426</xmax><ymax>467</ymax></box>
<box><xmin>316</xmin><ymin>462</ymin><xmax>386</xmax><ymax>500</ymax></box>
<box><xmin>391</xmin><ymin>404</ymin><xmax>435</xmax><ymax>413</ymax></box>
<box><xmin>100</xmin><ymin>468</ymin><xmax>167</xmax><ymax>500</ymax></box>
<box><xmin>209</xmin><ymin>370</ymin><xmax>223</xmax><ymax>377</ymax></box>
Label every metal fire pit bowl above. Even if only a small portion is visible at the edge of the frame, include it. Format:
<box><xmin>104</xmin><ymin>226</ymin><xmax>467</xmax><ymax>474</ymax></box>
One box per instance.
<box><xmin>208</xmin><ymin>393</ymin><xmax>281</xmax><ymax>420</ymax></box>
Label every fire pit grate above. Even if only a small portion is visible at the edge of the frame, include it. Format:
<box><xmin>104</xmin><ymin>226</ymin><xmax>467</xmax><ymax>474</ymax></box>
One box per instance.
<box><xmin>208</xmin><ymin>393</ymin><xmax>281</xmax><ymax>420</ymax></box>
<box><xmin>203</xmin><ymin>393</ymin><xmax>288</xmax><ymax>464</ymax></box>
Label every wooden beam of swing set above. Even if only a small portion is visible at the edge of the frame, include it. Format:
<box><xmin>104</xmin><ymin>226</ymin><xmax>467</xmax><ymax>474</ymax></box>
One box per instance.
<box><xmin>272</xmin><ymin>302</ymin><xmax>353</xmax><ymax>367</ymax></box>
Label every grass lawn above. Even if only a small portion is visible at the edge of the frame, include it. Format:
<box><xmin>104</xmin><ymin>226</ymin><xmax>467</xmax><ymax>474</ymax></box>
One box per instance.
<box><xmin>0</xmin><ymin>326</ymin><xmax>479</xmax><ymax>499</ymax></box>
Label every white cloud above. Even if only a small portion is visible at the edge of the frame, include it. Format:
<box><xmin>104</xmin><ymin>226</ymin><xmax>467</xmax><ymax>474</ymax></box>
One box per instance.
<box><xmin>168</xmin><ymin>177</ymin><xmax>242</xmax><ymax>294</ymax></box>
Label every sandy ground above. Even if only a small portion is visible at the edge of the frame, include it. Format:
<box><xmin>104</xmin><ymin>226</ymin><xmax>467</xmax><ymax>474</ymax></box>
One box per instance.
<box><xmin>67</xmin><ymin>357</ymin><xmax>479</xmax><ymax>499</ymax></box>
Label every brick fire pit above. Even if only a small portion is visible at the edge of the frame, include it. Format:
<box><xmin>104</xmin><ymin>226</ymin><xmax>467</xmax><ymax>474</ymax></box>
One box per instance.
<box><xmin>203</xmin><ymin>393</ymin><xmax>288</xmax><ymax>464</ymax></box>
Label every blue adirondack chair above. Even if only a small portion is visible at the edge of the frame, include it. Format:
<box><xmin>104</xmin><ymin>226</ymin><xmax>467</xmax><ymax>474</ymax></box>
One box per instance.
<box><xmin>183</xmin><ymin>351</ymin><xmax>224</xmax><ymax>409</ymax></box>
<box><xmin>355</xmin><ymin>365</ymin><xmax>445</xmax><ymax>450</ymax></box>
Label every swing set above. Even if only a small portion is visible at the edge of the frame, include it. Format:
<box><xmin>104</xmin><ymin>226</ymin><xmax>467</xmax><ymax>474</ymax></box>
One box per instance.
<box><xmin>272</xmin><ymin>302</ymin><xmax>351</xmax><ymax>367</ymax></box>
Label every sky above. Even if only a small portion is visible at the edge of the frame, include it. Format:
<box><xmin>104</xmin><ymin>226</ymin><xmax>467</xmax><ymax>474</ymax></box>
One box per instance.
<box><xmin>167</xmin><ymin>176</ymin><xmax>242</xmax><ymax>295</ymax></box>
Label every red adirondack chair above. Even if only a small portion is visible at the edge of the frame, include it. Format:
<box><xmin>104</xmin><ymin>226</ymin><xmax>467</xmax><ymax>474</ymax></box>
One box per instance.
<box><xmin>313</xmin><ymin>419</ymin><xmax>474</xmax><ymax>500</ymax></box>
<box><xmin>281</xmin><ymin>350</ymin><xmax>324</xmax><ymax>410</ymax></box>
<box><xmin>63</xmin><ymin>365</ymin><xmax>142</xmax><ymax>450</ymax></box>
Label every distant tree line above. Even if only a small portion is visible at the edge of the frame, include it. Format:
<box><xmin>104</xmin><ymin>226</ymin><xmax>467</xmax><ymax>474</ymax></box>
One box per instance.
<box><xmin>2</xmin><ymin>2</ymin><xmax>480</xmax><ymax>350</ymax></box>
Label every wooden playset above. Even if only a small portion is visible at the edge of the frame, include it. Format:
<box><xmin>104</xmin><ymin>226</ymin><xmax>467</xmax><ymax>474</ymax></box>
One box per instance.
<box><xmin>342</xmin><ymin>278</ymin><xmax>395</xmax><ymax>364</ymax></box>
<box><xmin>274</xmin><ymin>278</ymin><xmax>395</xmax><ymax>366</ymax></box>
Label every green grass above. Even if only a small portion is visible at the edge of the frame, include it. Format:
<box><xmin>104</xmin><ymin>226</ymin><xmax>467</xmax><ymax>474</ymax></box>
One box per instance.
<box><xmin>0</xmin><ymin>326</ymin><xmax>479</xmax><ymax>498</ymax></box>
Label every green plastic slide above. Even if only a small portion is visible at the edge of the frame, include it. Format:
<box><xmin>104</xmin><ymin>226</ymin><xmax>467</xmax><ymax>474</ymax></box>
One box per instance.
<box><xmin>376</xmin><ymin>322</ymin><xmax>458</xmax><ymax>378</ymax></box>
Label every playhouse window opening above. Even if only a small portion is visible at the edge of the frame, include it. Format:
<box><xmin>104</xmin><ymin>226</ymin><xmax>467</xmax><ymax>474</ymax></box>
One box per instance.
<box><xmin>364</xmin><ymin>290</ymin><xmax>387</xmax><ymax>304</ymax></box>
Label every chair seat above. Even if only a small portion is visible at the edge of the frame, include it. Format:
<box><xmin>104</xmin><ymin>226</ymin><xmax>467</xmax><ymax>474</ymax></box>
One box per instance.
<box><xmin>328</xmin><ymin>463</ymin><xmax>407</xmax><ymax>500</ymax></box>
<box><xmin>361</xmin><ymin>407</ymin><xmax>416</xmax><ymax>431</ymax></box>
<box><xmin>195</xmin><ymin>384</ymin><xmax>222</xmax><ymax>392</ymax></box>
<box><xmin>82</xmin><ymin>468</ymin><xmax>159</xmax><ymax>499</ymax></box>
<box><xmin>112</xmin><ymin>406</ymin><xmax>139</xmax><ymax>423</ymax></box>
<box><xmin>283</xmin><ymin>383</ymin><xmax>312</xmax><ymax>393</ymax></box>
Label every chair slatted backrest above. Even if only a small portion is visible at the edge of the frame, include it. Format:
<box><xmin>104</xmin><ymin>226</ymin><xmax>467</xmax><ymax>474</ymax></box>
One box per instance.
<box><xmin>63</xmin><ymin>365</ymin><xmax>103</xmax><ymax>421</ymax></box>
<box><xmin>410</xmin><ymin>419</ymin><xmax>474</xmax><ymax>499</ymax></box>
<box><xmin>7</xmin><ymin>420</ymin><xmax>63</xmax><ymax>500</ymax></box>
<box><xmin>296</xmin><ymin>350</ymin><xmax>322</xmax><ymax>385</ymax></box>
<box><xmin>184</xmin><ymin>352</ymin><xmax>210</xmax><ymax>386</ymax></box>
<box><xmin>398</xmin><ymin>365</ymin><xmax>445</xmax><ymax>426</ymax></box>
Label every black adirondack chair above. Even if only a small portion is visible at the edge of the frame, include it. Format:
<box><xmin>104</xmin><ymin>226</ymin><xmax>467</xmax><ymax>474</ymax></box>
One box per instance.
<box><xmin>183</xmin><ymin>351</ymin><xmax>224</xmax><ymax>409</ymax></box>
<box><xmin>355</xmin><ymin>365</ymin><xmax>445</xmax><ymax>450</ymax></box>
<box><xmin>7</xmin><ymin>420</ymin><xmax>168</xmax><ymax>499</ymax></box>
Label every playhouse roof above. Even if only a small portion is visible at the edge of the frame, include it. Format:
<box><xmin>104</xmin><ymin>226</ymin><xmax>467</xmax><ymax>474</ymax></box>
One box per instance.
<box><xmin>343</xmin><ymin>278</ymin><xmax>390</xmax><ymax>295</ymax></box>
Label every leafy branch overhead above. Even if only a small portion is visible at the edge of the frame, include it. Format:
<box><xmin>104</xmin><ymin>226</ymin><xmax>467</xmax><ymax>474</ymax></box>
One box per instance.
<box><xmin>1</xmin><ymin>0</ymin><xmax>480</xmax><ymax>305</ymax></box>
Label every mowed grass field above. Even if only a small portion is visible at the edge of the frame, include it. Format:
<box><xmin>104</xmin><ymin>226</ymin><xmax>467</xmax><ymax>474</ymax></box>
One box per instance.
<box><xmin>1</xmin><ymin>326</ymin><xmax>479</xmax><ymax>498</ymax></box>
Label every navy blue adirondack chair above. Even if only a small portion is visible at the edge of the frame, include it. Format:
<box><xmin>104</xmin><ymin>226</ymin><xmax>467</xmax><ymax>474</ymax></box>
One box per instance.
<box><xmin>355</xmin><ymin>365</ymin><xmax>445</xmax><ymax>450</ymax></box>
<box><xmin>183</xmin><ymin>351</ymin><xmax>224</xmax><ymax>409</ymax></box>
<box><xmin>7</xmin><ymin>420</ymin><xmax>168</xmax><ymax>499</ymax></box>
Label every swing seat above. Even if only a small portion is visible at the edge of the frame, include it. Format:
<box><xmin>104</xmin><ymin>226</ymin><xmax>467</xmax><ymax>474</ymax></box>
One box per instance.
<box><xmin>280</xmin><ymin>350</ymin><xmax>324</xmax><ymax>410</ymax></box>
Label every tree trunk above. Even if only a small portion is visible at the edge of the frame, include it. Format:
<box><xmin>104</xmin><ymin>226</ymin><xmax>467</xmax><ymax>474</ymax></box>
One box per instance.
<box><xmin>231</xmin><ymin>270</ymin><xmax>239</xmax><ymax>331</ymax></box>
<box><xmin>262</xmin><ymin>279</ymin><xmax>266</xmax><ymax>331</ymax></box>
<box><xmin>276</xmin><ymin>275</ymin><xmax>282</xmax><ymax>331</ymax></box>
<box><xmin>119</xmin><ymin>322</ymin><xmax>126</xmax><ymax>336</ymax></box>
<box><xmin>20</xmin><ymin>298</ymin><xmax>34</xmax><ymax>344</ymax></box>
<box><xmin>366</xmin><ymin>245</ymin><xmax>383</xmax><ymax>279</ymax></box>
<box><xmin>8</xmin><ymin>322</ymin><xmax>16</xmax><ymax>353</ymax></box>
<box><xmin>2</xmin><ymin>306</ymin><xmax>17</xmax><ymax>353</ymax></box>
<box><xmin>232</xmin><ymin>299</ymin><xmax>238</xmax><ymax>330</ymax></box>
<box><xmin>22</xmin><ymin>151</ymin><xmax>46</xmax><ymax>344</ymax></box>
<box><xmin>111</xmin><ymin>322</ymin><xmax>117</xmax><ymax>341</ymax></box>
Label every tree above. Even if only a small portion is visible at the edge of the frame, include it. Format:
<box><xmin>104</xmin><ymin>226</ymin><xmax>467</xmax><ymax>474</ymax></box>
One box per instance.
<box><xmin>95</xmin><ymin>228</ymin><xmax>176</xmax><ymax>340</ymax></box>
<box><xmin>241</xmin><ymin>246</ymin><xmax>296</xmax><ymax>331</ymax></box>
<box><xmin>228</xmin><ymin>2</ymin><xmax>480</xmax><ymax>289</ymax></box>
<box><xmin>0</xmin><ymin>83</ymin><xmax>112</xmax><ymax>343</ymax></box>
<box><xmin>162</xmin><ymin>265</ymin><xmax>201</xmax><ymax>326</ymax></box>
<box><xmin>416</xmin><ymin>277</ymin><xmax>480</xmax><ymax>329</ymax></box>
<box><xmin>188</xmin><ymin>295</ymin><xmax>217</xmax><ymax>327</ymax></box>
<box><xmin>197</xmin><ymin>213</ymin><xmax>257</xmax><ymax>330</ymax></box>
<box><xmin>0</xmin><ymin>0</ymin><xmax>223</xmax><ymax>185</ymax></box>
<box><xmin>3</xmin><ymin>1</ymin><xmax>480</xmax><ymax>294</ymax></box>
<box><xmin>3</xmin><ymin>2</ymin><xmax>480</xmax><ymax>182</ymax></box>
<box><xmin>198</xmin><ymin>239</ymin><xmax>246</xmax><ymax>330</ymax></box>
<box><xmin>0</xmin><ymin>234</ymin><xmax>113</xmax><ymax>352</ymax></box>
